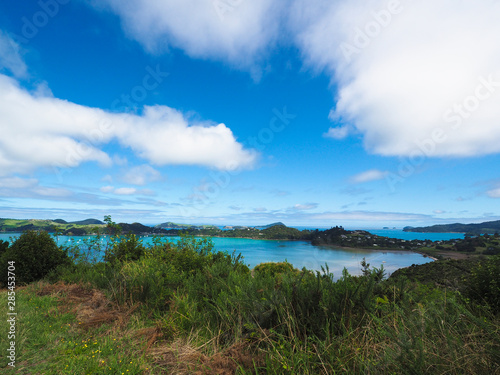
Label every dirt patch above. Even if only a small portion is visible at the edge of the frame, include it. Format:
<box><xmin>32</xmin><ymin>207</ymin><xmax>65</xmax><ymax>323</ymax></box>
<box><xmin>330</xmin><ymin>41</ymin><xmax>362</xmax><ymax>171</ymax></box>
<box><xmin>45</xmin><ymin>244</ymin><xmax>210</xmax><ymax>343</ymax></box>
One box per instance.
<box><xmin>34</xmin><ymin>281</ymin><xmax>132</xmax><ymax>330</ymax></box>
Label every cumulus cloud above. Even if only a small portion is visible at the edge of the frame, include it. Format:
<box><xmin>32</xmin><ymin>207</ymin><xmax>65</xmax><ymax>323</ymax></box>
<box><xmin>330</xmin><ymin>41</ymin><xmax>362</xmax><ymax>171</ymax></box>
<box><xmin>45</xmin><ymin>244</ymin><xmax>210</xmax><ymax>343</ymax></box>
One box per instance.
<box><xmin>93</xmin><ymin>1</ymin><xmax>500</xmax><ymax>159</ymax></box>
<box><xmin>0</xmin><ymin>73</ymin><xmax>257</xmax><ymax>177</ymax></box>
<box><xmin>291</xmin><ymin>0</ymin><xmax>500</xmax><ymax>158</ymax></box>
<box><xmin>94</xmin><ymin>0</ymin><xmax>282</xmax><ymax>72</ymax></box>
<box><xmin>350</xmin><ymin>169</ymin><xmax>388</xmax><ymax>184</ymax></box>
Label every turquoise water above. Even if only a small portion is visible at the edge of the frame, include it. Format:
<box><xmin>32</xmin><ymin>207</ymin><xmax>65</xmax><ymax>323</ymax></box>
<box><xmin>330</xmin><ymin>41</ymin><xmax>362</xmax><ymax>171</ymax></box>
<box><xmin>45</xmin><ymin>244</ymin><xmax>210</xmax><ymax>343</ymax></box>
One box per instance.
<box><xmin>0</xmin><ymin>233</ymin><xmax>433</xmax><ymax>279</ymax></box>
<box><xmin>367</xmin><ymin>229</ymin><xmax>465</xmax><ymax>241</ymax></box>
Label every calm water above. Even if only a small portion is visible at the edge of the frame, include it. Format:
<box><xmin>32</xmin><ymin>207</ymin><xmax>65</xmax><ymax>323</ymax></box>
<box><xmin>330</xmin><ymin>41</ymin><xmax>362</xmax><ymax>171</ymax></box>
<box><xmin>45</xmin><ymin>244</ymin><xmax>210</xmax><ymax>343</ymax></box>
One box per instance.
<box><xmin>367</xmin><ymin>229</ymin><xmax>465</xmax><ymax>241</ymax></box>
<box><xmin>0</xmin><ymin>232</ymin><xmax>434</xmax><ymax>279</ymax></box>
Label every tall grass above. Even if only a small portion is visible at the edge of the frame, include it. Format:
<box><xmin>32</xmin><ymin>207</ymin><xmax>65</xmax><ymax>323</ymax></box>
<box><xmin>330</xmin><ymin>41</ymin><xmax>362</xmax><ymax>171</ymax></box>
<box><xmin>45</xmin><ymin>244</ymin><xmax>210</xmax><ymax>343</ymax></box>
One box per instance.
<box><xmin>37</xmin><ymin>233</ymin><xmax>500</xmax><ymax>373</ymax></box>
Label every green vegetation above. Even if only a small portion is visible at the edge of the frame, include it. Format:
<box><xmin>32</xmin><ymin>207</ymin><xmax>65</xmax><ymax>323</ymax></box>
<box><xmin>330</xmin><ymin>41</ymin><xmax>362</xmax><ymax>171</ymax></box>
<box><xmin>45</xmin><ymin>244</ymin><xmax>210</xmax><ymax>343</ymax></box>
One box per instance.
<box><xmin>155</xmin><ymin>221</ymin><xmax>219</xmax><ymax>230</ymax></box>
<box><xmin>200</xmin><ymin>223</ymin><xmax>309</xmax><ymax>240</ymax></box>
<box><xmin>0</xmin><ymin>231</ymin><xmax>71</xmax><ymax>285</ymax></box>
<box><xmin>0</xmin><ymin>218</ymin><xmax>106</xmax><ymax>236</ymax></box>
<box><xmin>1</xmin><ymin>218</ymin><xmax>499</xmax><ymax>374</ymax></box>
<box><xmin>310</xmin><ymin>226</ymin><xmax>500</xmax><ymax>259</ymax></box>
<box><xmin>404</xmin><ymin>219</ymin><xmax>500</xmax><ymax>235</ymax></box>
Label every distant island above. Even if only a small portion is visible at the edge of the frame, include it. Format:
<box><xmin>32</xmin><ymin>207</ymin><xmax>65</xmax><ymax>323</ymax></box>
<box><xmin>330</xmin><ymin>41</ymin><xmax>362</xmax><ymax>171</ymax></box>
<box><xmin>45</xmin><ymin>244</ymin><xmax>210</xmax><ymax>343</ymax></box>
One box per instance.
<box><xmin>155</xmin><ymin>221</ymin><xmax>218</xmax><ymax>230</ymax></box>
<box><xmin>404</xmin><ymin>219</ymin><xmax>500</xmax><ymax>235</ymax></box>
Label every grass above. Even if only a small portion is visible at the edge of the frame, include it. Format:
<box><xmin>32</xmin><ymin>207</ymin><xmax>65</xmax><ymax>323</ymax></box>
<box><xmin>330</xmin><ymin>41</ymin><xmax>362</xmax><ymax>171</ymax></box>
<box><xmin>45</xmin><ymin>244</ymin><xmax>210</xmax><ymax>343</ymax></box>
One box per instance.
<box><xmin>0</xmin><ymin>282</ymin><xmax>153</xmax><ymax>374</ymax></box>
<box><xmin>1</xmin><ymin>231</ymin><xmax>500</xmax><ymax>374</ymax></box>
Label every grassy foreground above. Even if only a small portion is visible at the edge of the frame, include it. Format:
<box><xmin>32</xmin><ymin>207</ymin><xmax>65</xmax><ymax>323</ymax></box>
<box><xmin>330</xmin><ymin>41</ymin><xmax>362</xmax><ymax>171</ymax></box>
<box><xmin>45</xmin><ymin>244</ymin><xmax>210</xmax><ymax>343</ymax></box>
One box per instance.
<box><xmin>1</xmin><ymin>229</ymin><xmax>500</xmax><ymax>374</ymax></box>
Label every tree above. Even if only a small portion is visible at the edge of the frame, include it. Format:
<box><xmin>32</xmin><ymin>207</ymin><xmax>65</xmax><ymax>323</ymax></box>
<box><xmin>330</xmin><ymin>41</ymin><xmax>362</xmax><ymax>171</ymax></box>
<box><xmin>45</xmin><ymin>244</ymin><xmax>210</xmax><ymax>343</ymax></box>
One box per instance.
<box><xmin>0</xmin><ymin>231</ymin><xmax>70</xmax><ymax>286</ymax></box>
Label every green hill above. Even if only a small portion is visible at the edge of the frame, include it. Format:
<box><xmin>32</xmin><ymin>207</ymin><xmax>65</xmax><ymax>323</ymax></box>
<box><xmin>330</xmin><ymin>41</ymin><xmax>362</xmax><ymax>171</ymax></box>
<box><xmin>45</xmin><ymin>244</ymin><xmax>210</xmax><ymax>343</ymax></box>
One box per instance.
<box><xmin>404</xmin><ymin>220</ymin><xmax>500</xmax><ymax>234</ymax></box>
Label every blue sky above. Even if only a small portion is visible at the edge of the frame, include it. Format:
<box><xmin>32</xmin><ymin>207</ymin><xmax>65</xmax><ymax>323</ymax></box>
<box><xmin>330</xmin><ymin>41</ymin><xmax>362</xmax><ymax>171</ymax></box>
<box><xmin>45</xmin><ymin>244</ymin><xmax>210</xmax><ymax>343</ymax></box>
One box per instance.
<box><xmin>0</xmin><ymin>0</ymin><xmax>499</xmax><ymax>228</ymax></box>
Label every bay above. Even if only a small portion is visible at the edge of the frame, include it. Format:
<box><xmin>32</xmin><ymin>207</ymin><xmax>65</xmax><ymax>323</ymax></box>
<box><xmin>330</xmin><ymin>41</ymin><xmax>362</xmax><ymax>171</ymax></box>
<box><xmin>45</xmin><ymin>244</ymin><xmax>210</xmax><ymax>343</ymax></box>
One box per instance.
<box><xmin>366</xmin><ymin>229</ymin><xmax>465</xmax><ymax>241</ymax></box>
<box><xmin>0</xmin><ymin>232</ymin><xmax>433</xmax><ymax>279</ymax></box>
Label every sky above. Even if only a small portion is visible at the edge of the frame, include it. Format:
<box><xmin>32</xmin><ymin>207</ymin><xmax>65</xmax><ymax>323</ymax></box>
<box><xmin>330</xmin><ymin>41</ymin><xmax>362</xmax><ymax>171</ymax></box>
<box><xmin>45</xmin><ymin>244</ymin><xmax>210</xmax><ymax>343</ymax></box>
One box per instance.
<box><xmin>0</xmin><ymin>0</ymin><xmax>499</xmax><ymax>228</ymax></box>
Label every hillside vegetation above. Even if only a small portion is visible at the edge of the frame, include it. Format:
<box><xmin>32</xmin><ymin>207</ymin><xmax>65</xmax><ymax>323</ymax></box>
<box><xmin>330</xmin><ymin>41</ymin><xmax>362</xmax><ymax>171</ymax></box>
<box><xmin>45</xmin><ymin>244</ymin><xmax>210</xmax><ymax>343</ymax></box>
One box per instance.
<box><xmin>404</xmin><ymin>219</ymin><xmax>500</xmax><ymax>235</ymax></box>
<box><xmin>1</xmin><ymin>219</ymin><xmax>499</xmax><ymax>374</ymax></box>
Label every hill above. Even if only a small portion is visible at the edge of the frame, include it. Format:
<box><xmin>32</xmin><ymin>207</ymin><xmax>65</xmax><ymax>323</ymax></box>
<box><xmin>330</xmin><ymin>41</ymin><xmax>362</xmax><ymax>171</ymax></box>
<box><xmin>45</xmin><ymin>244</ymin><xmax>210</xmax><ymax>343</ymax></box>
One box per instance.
<box><xmin>69</xmin><ymin>218</ymin><xmax>104</xmax><ymax>225</ymax></box>
<box><xmin>155</xmin><ymin>221</ymin><xmax>218</xmax><ymax>230</ymax></box>
<box><xmin>0</xmin><ymin>218</ymin><xmax>106</xmax><ymax>235</ymax></box>
<box><xmin>404</xmin><ymin>220</ymin><xmax>500</xmax><ymax>235</ymax></box>
<box><xmin>254</xmin><ymin>222</ymin><xmax>286</xmax><ymax>230</ymax></box>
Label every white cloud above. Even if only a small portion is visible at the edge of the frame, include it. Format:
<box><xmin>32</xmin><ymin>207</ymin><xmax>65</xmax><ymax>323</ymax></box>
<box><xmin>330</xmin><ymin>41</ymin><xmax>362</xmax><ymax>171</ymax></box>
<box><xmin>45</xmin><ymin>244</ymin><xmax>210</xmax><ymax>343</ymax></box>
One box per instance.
<box><xmin>100</xmin><ymin>186</ymin><xmax>115</xmax><ymax>193</ymax></box>
<box><xmin>487</xmin><ymin>188</ymin><xmax>500</xmax><ymax>199</ymax></box>
<box><xmin>122</xmin><ymin>164</ymin><xmax>162</xmax><ymax>186</ymax></box>
<box><xmin>114</xmin><ymin>187</ymin><xmax>138</xmax><ymax>196</ymax></box>
<box><xmin>350</xmin><ymin>169</ymin><xmax>388</xmax><ymax>184</ymax></box>
<box><xmin>100</xmin><ymin>185</ymin><xmax>154</xmax><ymax>196</ymax></box>
<box><xmin>324</xmin><ymin>126</ymin><xmax>350</xmax><ymax>140</ymax></box>
<box><xmin>0</xmin><ymin>31</ymin><xmax>27</xmax><ymax>78</ymax></box>
<box><xmin>95</xmin><ymin>0</ymin><xmax>282</xmax><ymax>72</ymax></box>
<box><xmin>291</xmin><ymin>0</ymin><xmax>500</xmax><ymax>158</ymax></box>
<box><xmin>293</xmin><ymin>203</ymin><xmax>318</xmax><ymax>210</ymax></box>
<box><xmin>0</xmin><ymin>73</ymin><xmax>257</xmax><ymax>177</ymax></box>
<box><xmin>0</xmin><ymin>176</ymin><xmax>37</xmax><ymax>189</ymax></box>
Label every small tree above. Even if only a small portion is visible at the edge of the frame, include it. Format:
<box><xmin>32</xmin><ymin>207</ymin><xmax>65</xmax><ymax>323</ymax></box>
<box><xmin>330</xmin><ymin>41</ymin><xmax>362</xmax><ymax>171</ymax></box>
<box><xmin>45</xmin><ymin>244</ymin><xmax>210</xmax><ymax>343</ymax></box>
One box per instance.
<box><xmin>0</xmin><ymin>231</ymin><xmax>70</xmax><ymax>286</ymax></box>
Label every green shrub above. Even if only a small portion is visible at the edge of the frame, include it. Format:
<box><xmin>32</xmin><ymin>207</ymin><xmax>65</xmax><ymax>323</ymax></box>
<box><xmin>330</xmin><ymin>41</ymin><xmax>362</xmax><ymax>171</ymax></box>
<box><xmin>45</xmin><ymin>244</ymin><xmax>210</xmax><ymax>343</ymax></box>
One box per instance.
<box><xmin>111</xmin><ymin>257</ymin><xmax>180</xmax><ymax>311</ymax></box>
<box><xmin>0</xmin><ymin>240</ymin><xmax>8</xmax><ymax>256</ymax></box>
<box><xmin>0</xmin><ymin>230</ymin><xmax>71</xmax><ymax>286</ymax></box>
<box><xmin>104</xmin><ymin>234</ymin><xmax>145</xmax><ymax>265</ymax></box>
<box><xmin>464</xmin><ymin>255</ymin><xmax>500</xmax><ymax>313</ymax></box>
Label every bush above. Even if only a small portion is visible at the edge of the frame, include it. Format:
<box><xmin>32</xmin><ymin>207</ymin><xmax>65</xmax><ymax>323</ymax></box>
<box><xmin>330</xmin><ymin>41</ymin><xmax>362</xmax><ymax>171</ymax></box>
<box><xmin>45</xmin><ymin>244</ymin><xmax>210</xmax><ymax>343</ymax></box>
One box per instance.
<box><xmin>0</xmin><ymin>240</ymin><xmax>8</xmax><ymax>256</ymax></box>
<box><xmin>0</xmin><ymin>231</ymin><xmax>71</xmax><ymax>286</ymax></box>
<box><xmin>104</xmin><ymin>234</ymin><xmax>146</xmax><ymax>265</ymax></box>
<box><xmin>464</xmin><ymin>255</ymin><xmax>500</xmax><ymax>313</ymax></box>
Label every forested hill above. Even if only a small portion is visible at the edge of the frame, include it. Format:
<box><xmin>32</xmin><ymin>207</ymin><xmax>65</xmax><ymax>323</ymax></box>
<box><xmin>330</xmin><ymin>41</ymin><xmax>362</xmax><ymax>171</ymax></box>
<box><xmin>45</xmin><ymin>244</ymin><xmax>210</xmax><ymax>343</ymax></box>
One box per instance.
<box><xmin>404</xmin><ymin>220</ymin><xmax>500</xmax><ymax>235</ymax></box>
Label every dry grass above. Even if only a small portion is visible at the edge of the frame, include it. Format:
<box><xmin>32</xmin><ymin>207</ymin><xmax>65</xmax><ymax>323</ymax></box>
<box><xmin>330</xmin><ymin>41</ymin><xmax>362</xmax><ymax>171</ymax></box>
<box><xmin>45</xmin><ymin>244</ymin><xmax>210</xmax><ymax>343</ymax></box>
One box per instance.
<box><xmin>26</xmin><ymin>281</ymin><xmax>262</xmax><ymax>374</ymax></box>
<box><xmin>149</xmin><ymin>336</ymin><xmax>261</xmax><ymax>375</ymax></box>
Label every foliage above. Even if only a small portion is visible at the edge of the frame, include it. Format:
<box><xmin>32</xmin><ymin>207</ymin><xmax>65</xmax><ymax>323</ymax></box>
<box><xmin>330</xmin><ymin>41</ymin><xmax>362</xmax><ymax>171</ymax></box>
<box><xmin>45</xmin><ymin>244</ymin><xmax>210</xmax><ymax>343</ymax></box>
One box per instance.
<box><xmin>104</xmin><ymin>234</ymin><xmax>145</xmax><ymax>265</ymax></box>
<box><xmin>0</xmin><ymin>230</ymin><xmax>71</xmax><ymax>286</ymax></box>
<box><xmin>4</xmin><ymin>223</ymin><xmax>500</xmax><ymax>373</ymax></box>
<box><xmin>405</xmin><ymin>219</ymin><xmax>500</xmax><ymax>235</ymax></box>
<box><xmin>253</xmin><ymin>261</ymin><xmax>297</xmax><ymax>278</ymax></box>
<box><xmin>464</xmin><ymin>255</ymin><xmax>500</xmax><ymax>313</ymax></box>
<box><xmin>0</xmin><ymin>239</ymin><xmax>8</xmax><ymax>256</ymax></box>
